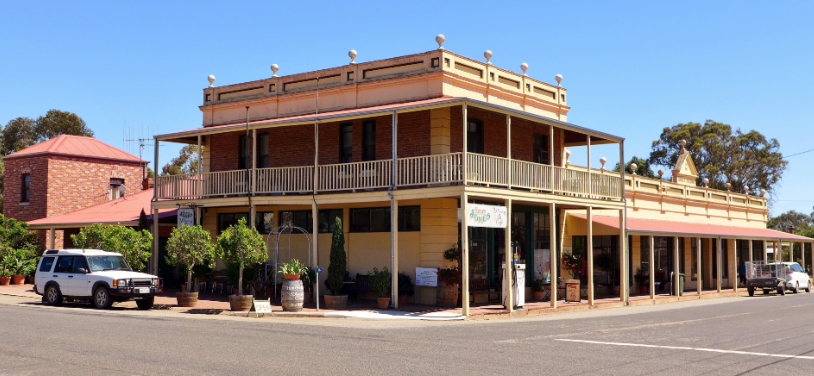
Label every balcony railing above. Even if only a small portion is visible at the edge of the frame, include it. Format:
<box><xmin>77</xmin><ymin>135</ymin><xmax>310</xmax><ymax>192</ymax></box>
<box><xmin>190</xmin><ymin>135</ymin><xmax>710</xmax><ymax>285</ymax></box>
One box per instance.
<box><xmin>155</xmin><ymin>153</ymin><xmax>623</xmax><ymax>200</ymax></box>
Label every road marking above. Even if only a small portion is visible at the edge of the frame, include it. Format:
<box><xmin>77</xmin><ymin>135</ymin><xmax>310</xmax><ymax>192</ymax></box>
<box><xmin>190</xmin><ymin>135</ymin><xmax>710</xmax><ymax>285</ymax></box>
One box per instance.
<box><xmin>554</xmin><ymin>339</ymin><xmax>814</xmax><ymax>360</ymax></box>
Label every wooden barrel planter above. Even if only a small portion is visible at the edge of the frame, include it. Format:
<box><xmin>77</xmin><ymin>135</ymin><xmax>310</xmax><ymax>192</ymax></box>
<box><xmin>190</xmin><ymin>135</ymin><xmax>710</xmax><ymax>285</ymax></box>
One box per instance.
<box><xmin>176</xmin><ymin>292</ymin><xmax>198</xmax><ymax>308</ymax></box>
<box><xmin>229</xmin><ymin>295</ymin><xmax>253</xmax><ymax>311</ymax></box>
<box><xmin>281</xmin><ymin>279</ymin><xmax>304</xmax><ymax>312</ymax></box>
<box><xmin>436</xmin><ymin>284</ymin><xmax>459</xmax><ymax>308</ymax></box>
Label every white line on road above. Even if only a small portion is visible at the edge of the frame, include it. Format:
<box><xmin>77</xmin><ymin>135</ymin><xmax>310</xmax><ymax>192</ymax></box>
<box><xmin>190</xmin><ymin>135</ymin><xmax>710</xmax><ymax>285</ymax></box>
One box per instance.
<box><xmin>555</xmin><ymin>339</ymin><xmax>814</xmax><ymax>360</ymax></box>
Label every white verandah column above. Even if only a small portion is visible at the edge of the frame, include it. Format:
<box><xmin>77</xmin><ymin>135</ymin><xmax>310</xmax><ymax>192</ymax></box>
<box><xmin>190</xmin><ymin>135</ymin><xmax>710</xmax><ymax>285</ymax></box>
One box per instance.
<box><xmin>550</xmin><ymin>202</ymin><xmax>557</xmax><ymax>308</ymax></box>
<box><xmin>505</xmin><ymin>198</ymin><xmax>513</xmax><ymax>312</ymax></box>
<box><xmin>697</xmin><ymin>237</ymin><xmax>702</xmax><ymax>297</ymax></box>
<box><xmin>733</xmin><ymin>239</ymin><xmax>738</xmax><ymax>292</ymax></box>
<box><xmin>717</xmin><ymin>237</ymin><xmax>722</xmax><ymax>293</ymax></box>
<box><xmin>674</xmin><ymin>237</ymin><xmax>680</xmax><ymax>296</ymax></box>
<box><xmin>461</xmin><ymin>193</ymin><xmax>469</xmax><ymax>317</ymax></box>
<box><xmin>650</xmin><ymin>236</ymin><xmax>655</xmax><ymax>302</ymax></box>
<box><xmin>587</xmin><ymin>206</ymin><xmax>594</xmax><ymax>306</ymax></box>
<box><xmin>619</xmin><ymin>210</ymin><xmax>626</xmax><ymax>303</ymax></box>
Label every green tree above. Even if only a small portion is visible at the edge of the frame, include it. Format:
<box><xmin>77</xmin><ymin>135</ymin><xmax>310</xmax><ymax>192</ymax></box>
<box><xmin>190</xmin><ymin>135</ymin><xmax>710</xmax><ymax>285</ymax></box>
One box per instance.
<box><xmin>0</xmin><ymin>214</ymin><xmax>40</xmax><ymax>255</ymax></box>
<box><xmin>1</xmin><ymin>110</ymin><xmax>93</xmax><ymax>155</ymax></box>
<box><xmin>161</xmin><ymin>145</ymin><xmax>201</xmax><ymax>176</ymax></box>
<box><xmin>216</xmin><ymin>218</ymin><xmax>265</xmax><ymax>296</ymax></box>
<box><xmin>613</xmin><ymin>156</ymin><xmax>658</xmax><ymax>178</ymax></box>
<box><xmin>71</xmin><ymin>224</ymin><xmax>153</xmax><ymax>271</ymax></box>
<box><xmin>165</xmin><ymin>224</ymin><xmax>216</xmax><ymax>291</ymax></box>
<box><xmin>328</xmin><ymin>217</ymin><xmax>347</xmax><ymax>296</ymax></box>
<box><xmin>767</xmin><ymin>210</ymin><xmax>813</xmax><ymax>232</ymax></box>
<box><xmin>648</xmin><ymin>120</ymin><xmax>787</xmax><ymax>195</ymax></box>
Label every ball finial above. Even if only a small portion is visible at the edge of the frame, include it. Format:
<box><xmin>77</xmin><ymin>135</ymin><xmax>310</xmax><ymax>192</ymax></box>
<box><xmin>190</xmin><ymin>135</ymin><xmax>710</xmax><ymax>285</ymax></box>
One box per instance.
<box><xmin>270</xmin><ymin>64</ymin><xmax>279</xmax><ymax>77</ymax></box>
<box><xmin>564</xmin><ymin>149</ymin><xmax>571</xmax><ymax>163</ymax></box>
<box><xmin>600</xmin><ymin>157</ymin><xmax>607</xmax><ymax>170</ymax></box>
<box><xmin>658</xmin><ymin>169</ymin><xmax>664</xmax><ymax>178</ymax></box>
<box><xmin>680</xmin><ymin>139</ymin><xmax>687</xmax><ymax>148</ymax></box>
<box><xmin>760</xmin><ymin>189</ymin><xmax>766</xmax><ymax>197</ymax></box>
<box><xmin>436</xmin><ymin>34</ymin><xmax>445</xmax><ymax>50</ymax></box>
<box><xmin>555</xmin><ymin>74</ymin><xmax>563</xmax><ymax>86</ymax></box>
<box><xmin>521</xmin><ymin>62</ymin><xmax>529</xmax><ymax>76</ymax></box>
<box><xmin>702</xmin><ymin>178</ymin><xmax>709</xmax><ymax>187</ymax></box>
<box><xmin>630</xmin><ymin>163</ymin><xmax>638</xmax><ymax>175</ymax></box>
<box><xmin>207</xmin><ymin>75</ymin><xmax>216</xmax><ymax>88</ymax></box>
<box><xmin>725</xmin><ymin>182</ymin><xmax>732</xmax><ymax>191</ymax></box>
<box><xmin>743</xmin><ymin>185</ymin><xmax>749</xmax><ymax>194</ymax></box>
<box><xmin>484</xmin><ymin>50</ymin><xmax>492</xmax><ymax>65</ymax></box>
<box><xmin>348</xmin><ymin>49</ymin><xmax>357</xmax><ymax>64</ymax></box>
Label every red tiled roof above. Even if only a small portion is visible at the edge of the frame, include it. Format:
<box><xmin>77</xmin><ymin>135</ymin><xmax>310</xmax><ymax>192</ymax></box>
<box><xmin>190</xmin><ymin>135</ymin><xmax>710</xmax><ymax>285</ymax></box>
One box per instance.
<box><xmin>4</xmin><ymin>135</ymin><xmax>148</xmax><ymax>163</ymax></box>
<box><xmin>27</xmin><ymin>189</ymin><xmax>175</xmax><ymax>229</ymax></box>
<box><xmin>570</xmin><ymin>214</ymin><xmax>814</xmax><ymax>242</ymax></box>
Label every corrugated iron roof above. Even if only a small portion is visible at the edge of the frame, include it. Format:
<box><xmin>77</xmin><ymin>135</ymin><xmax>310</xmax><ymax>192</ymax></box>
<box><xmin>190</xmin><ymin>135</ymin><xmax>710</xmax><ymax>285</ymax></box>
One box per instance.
<box><xmin>27</xmin><ymin>189</ymin><xmax>175</xmax><ymax>229</ymax></box>
<box><xmin>4</xmin><ymin>135</ymin><xmax>148</xmax><ymax>163</ymax></box>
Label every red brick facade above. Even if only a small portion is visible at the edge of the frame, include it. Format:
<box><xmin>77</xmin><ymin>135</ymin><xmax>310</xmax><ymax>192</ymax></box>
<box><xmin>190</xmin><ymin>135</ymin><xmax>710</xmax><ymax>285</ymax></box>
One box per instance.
<box><xmin>207</xmin><ymin>107</ymin><xmax>563</xmax><ymax>171</ymax></box>
<box><xmin>4</xmin><ymin>155</ymin><xmax>145</xmax><ymax>248</ymax></box>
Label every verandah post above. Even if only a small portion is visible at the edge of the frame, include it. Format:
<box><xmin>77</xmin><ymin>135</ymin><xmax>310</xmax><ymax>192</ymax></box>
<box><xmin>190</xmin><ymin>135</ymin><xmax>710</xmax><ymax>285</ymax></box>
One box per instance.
<box><xmin>697</xmin><ymin>237</ymin><xmax>702</xmax><ymax>297</ymax></box>
<box><xmin>461</xmin><ymin>193</ymin><xmax>469</xmax><ymax>317</ymax></box>
<box><xmin>587</xmin><ymin>206</ymin><xmax>594</xmax><ymax>306</ymax></box>
<box><xmin>550</xmin><ymin>202</ymin><xmax>558</xmax><ymax>308</ymax></box>
<box><xmin>649</xmin><ymin>235</ymin><xmax>655</xmax><ymax>302</ymax></box>
<box><xmin>674</xmin><ymin>237</ymin><xmax>680</xmax><ymax>296</ymax></box>
<box><xmin>504</xmin><ymin>198</ymin><xmax>513</xmax><ymax>312</ymax></box>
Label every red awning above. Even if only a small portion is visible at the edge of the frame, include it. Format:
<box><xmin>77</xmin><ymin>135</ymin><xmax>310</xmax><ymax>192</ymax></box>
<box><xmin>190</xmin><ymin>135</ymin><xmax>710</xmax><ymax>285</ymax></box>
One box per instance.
<box><xmin>570</xmin><ymin>214</ymin><xmax>813</xmax><ymax>242</ymax></box>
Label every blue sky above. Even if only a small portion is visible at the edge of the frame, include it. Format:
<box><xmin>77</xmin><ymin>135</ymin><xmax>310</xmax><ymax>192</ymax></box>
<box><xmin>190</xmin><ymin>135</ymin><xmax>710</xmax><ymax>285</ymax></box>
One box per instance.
<box><xmin>1</xmin><ymin>1</ymin><xmax>812</xmax><ymax>216</ymax></box>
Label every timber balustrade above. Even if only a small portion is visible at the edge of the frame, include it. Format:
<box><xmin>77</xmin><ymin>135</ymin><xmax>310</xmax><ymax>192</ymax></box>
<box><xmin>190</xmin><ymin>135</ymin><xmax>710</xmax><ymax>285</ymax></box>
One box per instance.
<box><xmin>155</xmin><ymin>152</ymin><xmax>623</xmax><ymax>200</ymax></box>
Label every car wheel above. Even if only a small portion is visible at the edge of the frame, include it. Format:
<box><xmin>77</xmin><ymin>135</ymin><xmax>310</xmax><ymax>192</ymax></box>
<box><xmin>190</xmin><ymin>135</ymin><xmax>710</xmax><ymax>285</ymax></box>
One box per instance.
<box><xmin>748</xmin><ymin>287</ymin><xmax>754</xmax><ymax>297</ymax></box>
<box><xmin>793</xmin><ymin>282</ymin><xmax>799</xmax><ymax>294</ymax></box>
<box><xmin>136</xmin><ymin>297</ymin><xmax>154</xmax><ymax>310</ymax></box>
<box><xmin>45</xmin><ymin>284</ymin><xmax>63</xmax><ymax>306</ymax></box>
<box><xmin>93</xmin><ymin>286</ymin><xmax>114</xmax><ymax>309</ymax></box>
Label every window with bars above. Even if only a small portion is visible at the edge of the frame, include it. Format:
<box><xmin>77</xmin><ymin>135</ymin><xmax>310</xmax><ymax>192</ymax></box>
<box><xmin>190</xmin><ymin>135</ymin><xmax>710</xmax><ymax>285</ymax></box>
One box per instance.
<box><xmin>533</xmin><ymin>133</ymin><xmax>550</xmax><ymax>164</ymax></box>
<box><xmin>467</xmin><ymin>118</ymin><xmax>484</xmax><ymax>154</ymax></box>
<box><xmin>238</xmin><ymin>135</ymin><xmax>249</xmax><ymax>169</ymax></box>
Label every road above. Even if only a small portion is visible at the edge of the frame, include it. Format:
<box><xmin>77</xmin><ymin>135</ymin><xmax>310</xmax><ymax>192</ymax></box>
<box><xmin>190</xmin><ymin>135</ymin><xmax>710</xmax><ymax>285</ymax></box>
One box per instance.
<box><xmin>1</xmin><ymin>292</ymin><xmax>813</xmax><ymax>375</ymax></box>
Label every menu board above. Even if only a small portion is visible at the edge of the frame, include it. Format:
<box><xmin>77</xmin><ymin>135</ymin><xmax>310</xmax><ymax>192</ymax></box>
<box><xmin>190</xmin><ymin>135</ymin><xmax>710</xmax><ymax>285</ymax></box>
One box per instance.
<box><xmin>415</xmin><ymin>267</ymin><xmax>438</xmax><ymax>287</ymax></box>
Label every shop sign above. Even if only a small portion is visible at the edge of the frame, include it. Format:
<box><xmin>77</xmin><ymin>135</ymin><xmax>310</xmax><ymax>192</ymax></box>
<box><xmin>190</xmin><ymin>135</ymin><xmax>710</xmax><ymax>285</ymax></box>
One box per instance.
<box><xmin>177</xmin><ymin>208</ymin><xmax>195</xmax><ymax>227</ymax></box>
<box><xmin>467</xmin><ymin>204</ymin><xmax>508</xmax><ymax>228</ymax></box>
<box><xmin>415</xmin><ymin>267</ymin><xmax>438</xmax><ymax>287</ymax></box>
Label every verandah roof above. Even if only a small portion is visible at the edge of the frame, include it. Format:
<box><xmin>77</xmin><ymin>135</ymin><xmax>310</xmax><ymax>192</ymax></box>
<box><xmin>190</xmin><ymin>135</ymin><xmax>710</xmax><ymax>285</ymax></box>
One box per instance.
<box><xmin>570</xmin><ymin>214</ymin><xmax>814</xmax><ymax>242</ymax></box>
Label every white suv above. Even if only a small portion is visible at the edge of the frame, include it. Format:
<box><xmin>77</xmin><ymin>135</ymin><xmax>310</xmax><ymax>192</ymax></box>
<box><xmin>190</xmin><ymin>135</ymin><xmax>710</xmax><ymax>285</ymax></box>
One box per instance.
<box><xmin>781</xmin><ymin>262</ymin><xmax>811</xmax><ymax>294</ymax></box>
<box><xmin>34</xmin><ymin>249</ymin><xmax>163</xmax><ymax>310</ymax></box>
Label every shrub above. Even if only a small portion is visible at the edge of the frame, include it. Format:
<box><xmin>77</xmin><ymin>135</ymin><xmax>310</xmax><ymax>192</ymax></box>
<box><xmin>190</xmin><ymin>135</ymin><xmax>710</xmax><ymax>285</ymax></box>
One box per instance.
<box><xmin>327</xmin><ymin>217</ymin><xmax>347</xmax><ymax>296</ymax></box>
<box><xmin>165</xmin><ymin>224</ymin><xmax>216</xmax><ymax>291</ymax></box>
<box><xmin>216</xmin><ymin>218</ymin><xmax>266</xmax><ymax>295</ymax></box>
<box><xmin>398</xmin><ymin>272</ymin><xmax>414</xmax><ymax>297</ymax></box>
<box><xmin>72</xmin><ymin>223</ymin><xmax>153</xmax><ymax>271</ymax></box>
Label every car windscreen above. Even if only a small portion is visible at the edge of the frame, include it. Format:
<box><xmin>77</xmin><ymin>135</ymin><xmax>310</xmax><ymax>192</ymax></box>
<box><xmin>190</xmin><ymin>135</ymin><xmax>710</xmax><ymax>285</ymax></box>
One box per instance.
<box><xmin>87</xmin><ymin>256</ymin><xmax>131</xmax><ymax>272</ymax></box>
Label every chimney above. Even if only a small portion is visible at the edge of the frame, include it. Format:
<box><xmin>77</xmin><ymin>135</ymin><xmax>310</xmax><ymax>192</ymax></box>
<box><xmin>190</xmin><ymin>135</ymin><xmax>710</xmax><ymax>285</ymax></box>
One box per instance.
<box><xmin>143</xmin><ymin>177</ymin><xmax>154</xmax><ymax>190</ymax></box>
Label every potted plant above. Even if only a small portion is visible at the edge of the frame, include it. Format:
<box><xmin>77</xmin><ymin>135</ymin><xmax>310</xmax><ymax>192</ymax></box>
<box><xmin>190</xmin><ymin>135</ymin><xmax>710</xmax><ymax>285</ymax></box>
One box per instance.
<box><xmin>278</xmin><ymin>259</ymin><xmax>307</xmax><ymax>312</ymax></box>
<box><xmin>436</xmin><ymin>244</ymin><xmax>461</xmax><ymax>308</ymax></box>
<box><xmin>300</xmin><ymin>266</ymin><xmax>317</xmax><ymax>304</ymax></box>
<box><xmin>634</xmin><ymin>267</ymin><xmax>649</xmax><ymax>294</ymax></box>
<box><xmin>368</xmin><ymin>267</ymin><xmax>391</xmax><ymax>309</ymax></box>
<box><xmin>325</xmin><ymin>217</ymin><xmax>348</xmax><ymax>309</ymax></box>
<box><xmin>4</xmin><ymin>249</ymin><xmax>36</xmax><ymax>285</ymax></box>
<box><xmin>216</xmin><ymin>218</ymin><xmax>267</xmax><ymax>311</ymax></box>
<box><xmin>397</xmin><ymin>272</ymin><xmax>414</xmax><ymax>306</ymax></box>
<box><xmin>225</xmin><ymin>263</ymin><xmax>257</xmax><ymax>295</ymax></box>
<box><xmin>0</xmin><ymin>262</ymin><xmax>10</xmax><ymax>285</ymax></box>
<box><xmin>531</xmin><ymin>278</ymin><xmax>546</xmax><ymax>300</ymax></box>
<box><xmin>165</xmin><ymin>224</ymin><xmax>216</xmax><ymax>308</ymax></box>
<box><xmin>562</xmin><ymin>252</ymin><xmax>587</xmax><ymax>284</ymax></box>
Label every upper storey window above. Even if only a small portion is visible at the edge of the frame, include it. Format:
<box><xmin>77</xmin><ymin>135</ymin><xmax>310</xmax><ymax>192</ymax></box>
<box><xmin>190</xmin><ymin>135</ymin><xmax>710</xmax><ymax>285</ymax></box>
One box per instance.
<box><xmin>238</xmin><ymin>135</ymin><xmax>249</xmax><ymax>169</ymax></box>
<box><xmin>533</xmin><ymin>133</ymin><xmax>550</xmax><ymax>165</ymax></box>
<box><xmin>109</xmin><ymin>178</ymin><xmax>124</xmax><ymax>200</ymax></box>
<box><xmin>363</xmin><ymin>120</ymin><xmax>376</xmax><ymax>161</ymax></box>
<box><xmin>257</xmin><ymin>132</ymin><xmax>269</xmax><ymax>168</ymax></box>
<box><xmin>340</xmin><ymin>123</ymin><xmax>353</xmax><ymax>163</ymax></box>
<box><xmin>467</xmin><ymin>118</ymin><xmax>483</xmax><ymax>154</ymax></box>
<box><xmin>21</xmin><ymin>174</ymin><xmax>30</xmax><ymax>203</ymax></box>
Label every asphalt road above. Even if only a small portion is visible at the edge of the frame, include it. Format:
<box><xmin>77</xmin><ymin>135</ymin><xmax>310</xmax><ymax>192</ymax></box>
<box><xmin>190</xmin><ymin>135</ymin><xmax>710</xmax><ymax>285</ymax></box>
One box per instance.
<box><xmin>1</xmin><ymin>292</ymin><xmax>814</xmax><ymax>376</ymax></box>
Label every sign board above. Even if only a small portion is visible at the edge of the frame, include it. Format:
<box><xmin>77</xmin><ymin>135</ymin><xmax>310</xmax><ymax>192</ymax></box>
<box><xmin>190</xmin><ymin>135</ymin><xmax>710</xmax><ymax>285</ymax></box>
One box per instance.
<box><xmin>315</xmin><ymin>267</ymin><xmax>323</xmax><ymax>274</ymax></box>
<box><xmin>248</xmin><ymin>298</ymin><xmax>272</xmax><ymax>317</ymax></box>
<box><xmin>565</xmin><ymin>279</ymin><xmax>580</xmax><ymax>303</ymax></box>
<box><xmin>177</xmin><ymin>208</ymin><xmax>195</xmax><ymax>227</ymax></box>
<box><xmin>466</xmin><ymin>204</ymin><xmax>508</xmax><ymax>228</ymax></box>
<box><xmin>415</xmin><ymin>267</ymin><xmax>438</xmax><ymax>287</ymax></box>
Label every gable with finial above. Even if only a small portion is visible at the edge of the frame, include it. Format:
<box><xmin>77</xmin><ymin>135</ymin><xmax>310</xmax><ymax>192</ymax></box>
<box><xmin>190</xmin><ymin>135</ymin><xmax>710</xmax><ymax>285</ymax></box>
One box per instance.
<box><xmin>671</xmin><ymin>140</ymin><xmax>699</xmax><ymax>186</ymax></box>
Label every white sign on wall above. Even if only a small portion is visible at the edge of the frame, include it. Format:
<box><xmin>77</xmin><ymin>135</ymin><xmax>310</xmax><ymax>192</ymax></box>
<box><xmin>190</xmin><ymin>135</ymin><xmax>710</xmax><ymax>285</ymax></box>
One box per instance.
<box><xmin>415</xmin><ymin>267</ymin><xmax>438</xmax><ymax>287</ymax></box>
<box><xmin>466</xmin><ymin>204</ymin><xmax>508</xmax><ymax>228</ymax></box>
<box><xmin>177</xmin><ymin>208</ymin><xmax>195</xmax><ymax>227</ymax></box>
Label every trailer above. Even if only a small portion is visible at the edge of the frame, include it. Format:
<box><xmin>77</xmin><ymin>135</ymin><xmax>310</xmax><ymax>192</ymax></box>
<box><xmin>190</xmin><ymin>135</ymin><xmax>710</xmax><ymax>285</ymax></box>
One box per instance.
<box><xmin>744</xmin><ymin>261</ymin><xmax>788</xmax><ymax>296</ymax></box>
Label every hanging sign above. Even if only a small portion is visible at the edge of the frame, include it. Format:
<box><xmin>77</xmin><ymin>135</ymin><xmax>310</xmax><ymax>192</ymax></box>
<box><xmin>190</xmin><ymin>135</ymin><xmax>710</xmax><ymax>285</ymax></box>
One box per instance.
<box><xmin>177</xmin><ymin>208</ymin><xmax>195</xmax><ymax>227</ymax></box>
<box><xmin>466</xmin><ymin>204</ymin><xmax>508</xmax><ymax>228</ymax></box>
<box><xmin>415</xmin><ymin>267</ymin><xmax>438</xmax><ymax>287</ymax></box>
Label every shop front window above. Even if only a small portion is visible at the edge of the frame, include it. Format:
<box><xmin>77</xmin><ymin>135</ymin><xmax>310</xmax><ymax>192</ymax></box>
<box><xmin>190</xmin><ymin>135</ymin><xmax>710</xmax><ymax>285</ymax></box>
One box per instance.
<box><xmin>532</xmin><ymin>212</ymin><xmax>551</xmax><ymax>284</ymax></box>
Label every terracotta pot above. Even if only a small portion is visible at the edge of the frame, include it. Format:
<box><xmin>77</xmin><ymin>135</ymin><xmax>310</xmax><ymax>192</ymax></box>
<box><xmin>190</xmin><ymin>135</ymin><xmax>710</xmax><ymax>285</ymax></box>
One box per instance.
<box><xmin>436</xmin><ymin>284</ymin><xmax>458</xmax><ymax>308</ymax></box>
<box><xmin>283</xmin><ymin>273</ymin><xmax>300</xmax><ymax>281</ymax></box>
<box><xmin>532</xmin><ymin>291</ymin><xmax>544</xmax><ymax>301</ymax></box>
<box><xmin>176</xmin><ymin>292</ymin><xmax>198</xmax><ymax>308</ymax></box>
<box><xmin>398</xmin><ymin>295</ymin><xmax>408</xmax><ymax>306</ymax></box>
<box><xmin>324</xmin><ymin>294</ymin><xmax>348</xmax><ymax>309</ymax></box>
<box><xmin>377</xmin><ymin>296</ymin><xmax>390</xmax><ymax>309</ymax></box>
<box><xmin>229</xmin><ymin>295</ymin><xmax>254</xmax><ymax>311</ymax></box>
<box><xmin>11</xmin><ymin>275</ymin><xmax>26</xmax><ymax>285</ymax></box>
<box><xmin>26</xmin><ymin>275</ymin><xmax>35</xmax><ymax>285</ymax></box>
<box><xmin>281</xmin><ymin>279</ymin><xmax>304</xmax><ymax>312</ymax></box>
<box><xmin>0</xmin><ymin>277</ymin><xmax>10</xmax><ymax>286</ymax></box>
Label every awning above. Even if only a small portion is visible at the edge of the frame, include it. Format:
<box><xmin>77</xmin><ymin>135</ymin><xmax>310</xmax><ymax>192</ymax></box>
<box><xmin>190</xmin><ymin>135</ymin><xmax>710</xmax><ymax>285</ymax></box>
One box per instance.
<box><xmin>569</xmin><ymin>214</ymin><xmax>814</xmax><ymax>242</ymax></box>
<box><xmin>27</xmin><ymin>189</ymin><xmax>176</xmax><ymax>229</ymax></box>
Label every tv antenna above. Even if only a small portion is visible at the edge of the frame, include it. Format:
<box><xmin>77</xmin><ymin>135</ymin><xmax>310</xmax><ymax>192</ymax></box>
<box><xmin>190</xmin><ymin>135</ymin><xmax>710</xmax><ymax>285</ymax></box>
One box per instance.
<box><xmin>123</xmin><ymin>124</ymin><xmax>157</xmax><ymax>179</ymax></box>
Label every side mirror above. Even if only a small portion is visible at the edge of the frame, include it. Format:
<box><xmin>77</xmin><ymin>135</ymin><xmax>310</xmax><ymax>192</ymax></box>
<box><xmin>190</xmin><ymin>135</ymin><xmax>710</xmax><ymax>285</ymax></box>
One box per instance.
<box><xmin>76</xmin><ymin>268</ymin><xmax>88</xmax><ymax>274</ymax></box>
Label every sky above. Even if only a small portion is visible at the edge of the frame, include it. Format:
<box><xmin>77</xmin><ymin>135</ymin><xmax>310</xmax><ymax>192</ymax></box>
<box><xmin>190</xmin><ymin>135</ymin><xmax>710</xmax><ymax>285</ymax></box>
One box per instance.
<box><xmin>1</xmin><ymin>1</ymin><xmax>812</xmax><ymax>216</ymax></box>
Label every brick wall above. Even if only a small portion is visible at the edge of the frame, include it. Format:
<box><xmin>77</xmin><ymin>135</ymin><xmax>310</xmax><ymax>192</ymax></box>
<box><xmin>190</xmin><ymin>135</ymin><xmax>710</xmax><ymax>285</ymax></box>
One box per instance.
<box><xmin>46</xmin><ymin>156</ymin><xmax>144</xmax><ymax>217</ymax></box>
<box><xmin>210</xmin><ymin>126</ymin><xmax>317</xmax><ymax>171</ymax></box>
<box><xmin>209</xmin><ymin>130</ymin><xmax>241</xmax><ymax>172</ymax></box>
<box><xmin>397</xmin><ymin>110</ymin><xmax>430</xmax><ymax>158</ymax></box>
<box><xmin>4</xmin><ymin>156</ymin><xmax>49</xmax><ymax>222</ymax></box>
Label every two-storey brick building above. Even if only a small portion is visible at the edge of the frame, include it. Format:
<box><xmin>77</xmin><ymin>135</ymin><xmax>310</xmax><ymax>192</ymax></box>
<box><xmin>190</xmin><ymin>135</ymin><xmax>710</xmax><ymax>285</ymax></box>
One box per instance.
<box><xmin>3</xmin><ymin>135</ymin><xmax>149</xmax><ymax>248</ymax></box>
<box><xmin>152</xmin><ymin>39</ymin><xmax>629</xmax><ymax>315</ymax></box>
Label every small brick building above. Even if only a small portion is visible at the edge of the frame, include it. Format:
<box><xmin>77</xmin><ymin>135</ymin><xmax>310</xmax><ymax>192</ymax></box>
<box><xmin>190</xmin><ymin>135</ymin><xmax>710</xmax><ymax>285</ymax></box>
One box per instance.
<box><xmin>3</xmin><ymin>135</ymin><xmax>149</xmax><ymax>248</ymax></box>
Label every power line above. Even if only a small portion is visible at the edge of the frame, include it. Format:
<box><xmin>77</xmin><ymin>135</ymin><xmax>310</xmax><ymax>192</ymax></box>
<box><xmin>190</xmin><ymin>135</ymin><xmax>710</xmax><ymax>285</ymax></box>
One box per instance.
<box><xmin>784</xmin><ymin>148</ymin><xmax>814</xmax><ymax>158</ymax></box>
